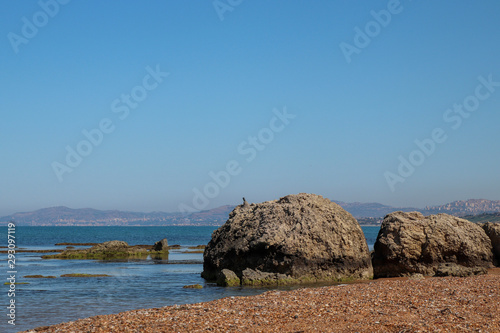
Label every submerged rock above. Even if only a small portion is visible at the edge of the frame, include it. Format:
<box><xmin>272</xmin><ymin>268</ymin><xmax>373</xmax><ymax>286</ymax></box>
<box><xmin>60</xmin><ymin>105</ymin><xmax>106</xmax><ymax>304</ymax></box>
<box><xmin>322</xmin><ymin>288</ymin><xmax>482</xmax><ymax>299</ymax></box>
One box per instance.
<box><xmin>202</xmin><ymin>193</ymin><xmax>373</xmax><ymax>286</ymax></box>
<box><xmin>183</xmin><ymin>284</ymin><xmax>203</xmax><ymax>289</ymax></box>
<box><xmin>188</xmin><ymin>245</ymin><xmax>206</xmax><ymax>250</ymax></box>
<box><xmin>482</xmin><ymin>222</ymin><xmax>500</xmax><ymax>266</ymax></box>
<box><xmin>24</xmin><ymin>275</ymin><xmax>57</xmax><ymax>279</ymax></box>
<box><xmin>60</xmin><ymin>273</ymin><xmax>111</xmax><ymax>277</ymax></box>
<box><xmin>372</xmin><ymin>211</ymin><xmax>494</xmax><ymax>278</ymax></box>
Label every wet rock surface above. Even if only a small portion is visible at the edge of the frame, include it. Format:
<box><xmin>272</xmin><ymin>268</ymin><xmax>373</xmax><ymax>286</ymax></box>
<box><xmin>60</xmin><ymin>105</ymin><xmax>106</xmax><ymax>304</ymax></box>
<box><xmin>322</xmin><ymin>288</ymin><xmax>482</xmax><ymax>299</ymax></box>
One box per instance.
<box><xmin>202</xmin><ymin>193</ymin><xmax>373</xmax><ymax>285</ymax></box>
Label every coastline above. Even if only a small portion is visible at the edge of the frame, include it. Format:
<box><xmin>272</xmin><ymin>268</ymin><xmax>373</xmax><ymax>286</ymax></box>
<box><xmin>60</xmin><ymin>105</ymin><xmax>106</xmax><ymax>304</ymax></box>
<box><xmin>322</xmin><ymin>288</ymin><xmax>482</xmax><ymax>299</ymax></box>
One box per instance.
<box><xmin>24</xmin><ymin>269</ymin><xmax>500</xmax><ymax>333</ymax></box>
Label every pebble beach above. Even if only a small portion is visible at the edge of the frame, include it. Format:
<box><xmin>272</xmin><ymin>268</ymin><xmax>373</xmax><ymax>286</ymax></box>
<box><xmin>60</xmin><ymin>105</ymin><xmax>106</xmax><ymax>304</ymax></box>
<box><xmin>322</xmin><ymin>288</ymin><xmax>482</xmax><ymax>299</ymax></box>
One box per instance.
<box><xmin>24</xmin><ymin>269</ymin><xmax>500</xmax><ymax>333</ymax></box>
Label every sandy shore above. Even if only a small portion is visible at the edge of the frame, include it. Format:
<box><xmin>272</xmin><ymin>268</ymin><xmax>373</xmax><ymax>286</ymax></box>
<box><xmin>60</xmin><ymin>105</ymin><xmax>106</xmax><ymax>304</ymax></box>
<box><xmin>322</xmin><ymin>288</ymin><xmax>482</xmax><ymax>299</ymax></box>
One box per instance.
<box><xmin>24</xmin><ymin>270</ymin><xmax>500</xmax><ymax>333</ymax></box>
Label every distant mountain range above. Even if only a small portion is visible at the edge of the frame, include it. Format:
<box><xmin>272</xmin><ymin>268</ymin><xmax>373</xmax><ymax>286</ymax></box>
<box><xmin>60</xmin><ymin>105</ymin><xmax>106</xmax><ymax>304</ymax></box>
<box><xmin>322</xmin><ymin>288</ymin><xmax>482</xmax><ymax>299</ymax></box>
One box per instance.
<box><xmin>0</xmin><ymin>205</ymin><xmax>234</xmax><ymax>226</ymax></box>
<box><xmin>1</xmin><ymin>199</ymin><xmax>499</xmax><ymax>226</ymax></box>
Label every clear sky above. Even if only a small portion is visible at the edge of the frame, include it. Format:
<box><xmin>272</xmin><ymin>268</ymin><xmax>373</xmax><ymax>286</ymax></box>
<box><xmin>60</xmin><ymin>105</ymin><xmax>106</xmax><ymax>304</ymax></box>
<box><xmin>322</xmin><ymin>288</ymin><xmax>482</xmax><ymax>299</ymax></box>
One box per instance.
<box><xmin>1</xmin><ymin>1</ymin><xmax>499</xmax><ymax>216</ymax></box>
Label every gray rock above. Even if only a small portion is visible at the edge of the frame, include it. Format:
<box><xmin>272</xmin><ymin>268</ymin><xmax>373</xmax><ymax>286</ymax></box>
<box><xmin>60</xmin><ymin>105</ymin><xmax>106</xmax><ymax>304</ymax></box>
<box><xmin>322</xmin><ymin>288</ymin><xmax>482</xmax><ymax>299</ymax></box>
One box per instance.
<box><xmin>153</xmin><ymin>238</ymin><xmax>169</xmax><ymax>252</ymax></box>
<box><xmin>372</xmin><ymin>212</ymin><xmax>494</xmax><ymax>278</ymax></box>
<box><xmin>202</xmin><ymin>193</ymin><xmax>373</xmax><ymax>285</ymax></box>
<box><xmin>216</xmin><ymin>269</ymin><xmax>240</xmax><ymax>287</ymax></box>
<box><xmin>482</xmin><ymin>222</ymin><xmax>500</xmax><ymax>266</ymax></box>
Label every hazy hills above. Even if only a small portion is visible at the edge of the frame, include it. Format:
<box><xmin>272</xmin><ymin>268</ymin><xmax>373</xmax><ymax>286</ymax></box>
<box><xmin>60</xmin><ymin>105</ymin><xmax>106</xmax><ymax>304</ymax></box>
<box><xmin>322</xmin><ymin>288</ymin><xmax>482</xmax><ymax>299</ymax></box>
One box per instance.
<box><xmin>335</xmin><ymin>199</ymin><xmax>500</xmax><ymax>218</ymax></box>
<box><xmin>0</xmin><ymin>205</ymin><xmax>233</xmax><ymax>226</ymax></box>
<box><xmin>1</xmin><ymin>199</ymin><xmax>500</xmax><ymax>226</ymax></box>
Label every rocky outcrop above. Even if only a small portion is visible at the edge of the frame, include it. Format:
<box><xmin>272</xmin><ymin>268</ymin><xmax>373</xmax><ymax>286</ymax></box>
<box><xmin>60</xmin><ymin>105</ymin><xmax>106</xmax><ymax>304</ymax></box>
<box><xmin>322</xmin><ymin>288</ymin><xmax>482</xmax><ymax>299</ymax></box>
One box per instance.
<box><xmin>372</xmin><ymin>212</ymin><xmax>493</xmax><ymax>278</ymax></box>
<box><xmin>43</xmin><ymin>240</ymin><xmax>168</xmax><ymax>259</ymax></box>
<box><xmin>153</xmin><ymin>238</ymin><xmax>169</xmax><ymax>252</ymax></box>
<box><xmin>202</xmin><ymin>193</ymin><xmax>373</xmax><ymax>286</ymax></box>
<box><xmin>483</xmin><ymin>222</ymin><xmax>500</xmax><ymax>265</ymax></box>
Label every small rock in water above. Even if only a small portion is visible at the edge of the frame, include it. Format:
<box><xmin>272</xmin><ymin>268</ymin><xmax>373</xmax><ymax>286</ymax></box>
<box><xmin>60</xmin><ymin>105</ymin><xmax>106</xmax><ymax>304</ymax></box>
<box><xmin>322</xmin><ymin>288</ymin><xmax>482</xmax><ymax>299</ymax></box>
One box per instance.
<box><xmin>216</xmin><ymin>269</ymin><xmax>240</xmax><ymax>287</ymax></box>
<box><xmin>183</xmin><ymin>284</ymin><xmax>203</xmax><ymax>289</ymax></box>
<box><xmin>153</xmin><ymin>238</ymin><xmax>169</xmax><ymax>252</ymax></box>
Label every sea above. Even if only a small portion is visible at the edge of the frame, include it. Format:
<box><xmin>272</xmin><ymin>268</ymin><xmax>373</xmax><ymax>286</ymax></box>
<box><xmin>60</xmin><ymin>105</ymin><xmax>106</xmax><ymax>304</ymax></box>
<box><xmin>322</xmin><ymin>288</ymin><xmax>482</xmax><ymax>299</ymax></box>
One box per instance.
<box><xmin>1</xmin><ymin>226</ymin><xmax>380</xmax><ymax>332</ymax></box>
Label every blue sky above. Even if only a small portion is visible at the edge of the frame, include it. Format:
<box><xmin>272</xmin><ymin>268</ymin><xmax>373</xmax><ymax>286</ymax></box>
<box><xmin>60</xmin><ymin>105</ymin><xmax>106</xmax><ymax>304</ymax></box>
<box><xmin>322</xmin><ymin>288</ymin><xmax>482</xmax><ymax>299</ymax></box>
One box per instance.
<box><xmin>1</xmin><ymin>1</ymin><xmax>499</xmax><ymax>216</ymax></box>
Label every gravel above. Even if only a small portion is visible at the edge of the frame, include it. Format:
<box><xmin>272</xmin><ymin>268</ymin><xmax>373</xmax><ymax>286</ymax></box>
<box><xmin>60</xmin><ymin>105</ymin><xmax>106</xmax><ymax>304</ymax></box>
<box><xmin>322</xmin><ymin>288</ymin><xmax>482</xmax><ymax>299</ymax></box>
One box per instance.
<box><xmin>24</xmin><ymin>270</ymin><xmax>500</xmax><ymax>333</ymax></box>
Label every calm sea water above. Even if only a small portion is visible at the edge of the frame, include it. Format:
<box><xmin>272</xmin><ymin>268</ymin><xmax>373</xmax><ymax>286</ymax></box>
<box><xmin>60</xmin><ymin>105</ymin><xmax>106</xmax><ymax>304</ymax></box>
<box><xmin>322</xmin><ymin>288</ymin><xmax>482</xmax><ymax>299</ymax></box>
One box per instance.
<box><xmin>0</xmin><ymin>226</ymin><xmax>379</xmax><ymax>332</ymax></box>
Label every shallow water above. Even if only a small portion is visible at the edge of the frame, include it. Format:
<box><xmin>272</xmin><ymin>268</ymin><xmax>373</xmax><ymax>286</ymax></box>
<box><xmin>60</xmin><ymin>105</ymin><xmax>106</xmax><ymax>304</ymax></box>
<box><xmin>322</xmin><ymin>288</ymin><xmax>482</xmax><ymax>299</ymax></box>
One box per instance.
<box><xmin>0</xmin><ymin>226</ymin><xmax>379</xmax><ymax>332</ymax></box>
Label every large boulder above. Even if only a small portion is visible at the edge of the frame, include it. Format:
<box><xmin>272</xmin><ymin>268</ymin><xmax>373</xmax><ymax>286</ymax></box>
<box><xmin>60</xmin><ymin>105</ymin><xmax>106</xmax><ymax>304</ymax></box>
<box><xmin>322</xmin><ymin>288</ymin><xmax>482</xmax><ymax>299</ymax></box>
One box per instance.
<box><xmin>482</xmin><ymin>222</ymin><xmax>500</xmax><ymax>266</ymax></box>
<box><xmin>202</xmin><ymin>193</ymin><xmax>373</xmax><ymax>286</ymax></box>
<box><xmin>372</xmin><ymin>211</ymin><xmax>494</xmax><ymax>278</ymax></box>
